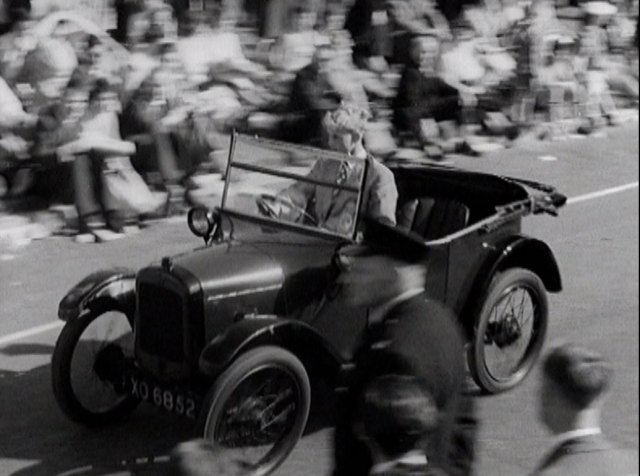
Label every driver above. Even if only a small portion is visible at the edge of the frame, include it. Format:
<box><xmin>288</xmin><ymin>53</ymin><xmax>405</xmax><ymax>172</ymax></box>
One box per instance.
<box><xmin>273</xmin><ymin>103</ymin><xmax>398</xmax><ymax>234</ymax></box>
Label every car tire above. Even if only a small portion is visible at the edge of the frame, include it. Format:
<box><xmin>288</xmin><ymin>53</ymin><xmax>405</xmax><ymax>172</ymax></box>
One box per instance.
<box><xmin>51</xmin><ymin>305</ymin><xmax>139</xmax><ymax>426</ymax></box>
<box><xmin>468</xmin><ymin>268</ymin><xmax>548</xmax><ymax>394</ymax></box>
<box><xmin>197</xmin><ymin>346</ymin><xmax>311</xmax><ymax>476</ymax></box>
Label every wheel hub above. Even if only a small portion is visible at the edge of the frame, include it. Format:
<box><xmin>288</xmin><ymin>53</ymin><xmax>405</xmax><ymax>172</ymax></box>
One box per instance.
<box><xmin>219</xmin><ymin>388</ymin><xmax>295</xmax><ymax>447</ymax></box>
<box><xmin>485</xmin><ymin>314</ymin><xmax>522</xmax><ymax>348</ymax></box>
<box><xmin>93</xmin><ymin>344</ymin><xmax>126</xmax><ymax>391</ymax></box>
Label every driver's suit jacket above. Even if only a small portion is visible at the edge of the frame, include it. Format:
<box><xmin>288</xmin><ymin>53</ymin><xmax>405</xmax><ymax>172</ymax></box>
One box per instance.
<box><xmin>281</xmin><ymin>154</ymin><xmax>398</xmax><ymax>234</ymax></box>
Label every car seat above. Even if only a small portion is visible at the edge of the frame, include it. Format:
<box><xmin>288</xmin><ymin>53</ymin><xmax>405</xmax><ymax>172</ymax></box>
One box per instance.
<box><xmin>397</xmin><ymin>197</ymin><xmax>471</xmax><ymax>241</ymax></box>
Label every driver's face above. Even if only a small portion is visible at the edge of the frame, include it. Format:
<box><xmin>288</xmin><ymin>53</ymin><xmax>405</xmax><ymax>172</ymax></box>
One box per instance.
<box><xmin>327</xmin><ymin>131</ymin><xmax>358</xmax><ymax>155</ymax></box>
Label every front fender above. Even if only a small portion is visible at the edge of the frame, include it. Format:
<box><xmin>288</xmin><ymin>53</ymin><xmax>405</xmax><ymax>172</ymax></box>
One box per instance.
<box><xmin>199</xmin><ymin>316</ymin><xmax>343</xmax><ymax>381</ymax></box>
<box><xmin>58</xmin><ymin>268</ymin><xmax>136</xmax><ymax>322</ymax></box>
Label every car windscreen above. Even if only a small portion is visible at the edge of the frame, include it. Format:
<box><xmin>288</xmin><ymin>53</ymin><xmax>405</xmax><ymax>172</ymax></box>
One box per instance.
<box><xmin>221</xmin><ymin>134</ymin><xmax>367</xmax><ymax>240</ymax></box>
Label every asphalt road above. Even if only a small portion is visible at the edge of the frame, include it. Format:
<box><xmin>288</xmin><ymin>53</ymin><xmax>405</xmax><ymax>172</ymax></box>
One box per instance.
<box><xmin>0</xmin><ymin>123</ymin><xmax>638</xmax><ymax>476</ymax></box>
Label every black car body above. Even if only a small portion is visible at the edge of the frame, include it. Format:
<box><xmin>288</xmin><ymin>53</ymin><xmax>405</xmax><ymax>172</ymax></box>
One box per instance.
<box><xmin>53</xmin><ymin>134</ymin><xmax>565</xmax><ymax>473</ymax></box>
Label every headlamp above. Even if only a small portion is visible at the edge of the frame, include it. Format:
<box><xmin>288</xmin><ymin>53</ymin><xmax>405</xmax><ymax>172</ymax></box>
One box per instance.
<box><xmin>188</xmin><ymin>207</ymin><xmax>214</xmax><ymax>238</ymax></box>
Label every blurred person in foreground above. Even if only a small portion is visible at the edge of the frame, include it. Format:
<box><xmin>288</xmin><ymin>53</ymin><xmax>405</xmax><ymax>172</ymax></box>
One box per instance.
<box><xmin>532</xmin><ymin>344</ymin><xmax>639</xmax><ymax>476</ymax></box>
<box><xmin>273</xmin><ymin>103</ymin><xmax>398</xmax><ymax>234</ymax></box>
<box><xmin>332</xmin><ymin>217</ymin><xmax>476</xmax><ymax>476</ymax></box>
<box><xmin>358</xmin><ymin>374</ymin><xmax>445</xmax><ymax>476</ymax></box>
<box><xmin>169</xmin><ymin>439</ymin><xmax>252</xmax><ymax>476</ymax></box>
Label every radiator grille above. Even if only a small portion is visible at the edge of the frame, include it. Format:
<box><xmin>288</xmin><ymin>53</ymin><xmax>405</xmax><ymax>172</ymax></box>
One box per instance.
<box><xmin>137</xmin><ymin>280</ymin><xmax>184</xmax><ymax>363</ymax></box>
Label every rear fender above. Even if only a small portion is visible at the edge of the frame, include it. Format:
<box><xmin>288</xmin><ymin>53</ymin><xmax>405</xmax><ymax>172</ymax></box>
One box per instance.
<box><xmin>492</xmin><ymin>236</ymin><xmax>562</xmax><ymax>292</ymax></box>
<box><xmin>460</xmin><ymin>236</ymin><xmax>562</xmax><ymax>337</ymax></box>
<box><xmin>199</xmin><ymin>317</ymin><xmax>343</xmax><ymax>382</ymax></box>
<box><xmin>58</xmin><ymin>268</ymin><xmax>136</xmax><ymax>323</ymax></box>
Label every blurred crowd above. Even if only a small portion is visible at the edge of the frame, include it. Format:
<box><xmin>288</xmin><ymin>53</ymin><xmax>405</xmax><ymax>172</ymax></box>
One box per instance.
<box><xmin>0</xmin><ymin>0</ymin><xmax>638</xmax><ymax>240</ymax></box>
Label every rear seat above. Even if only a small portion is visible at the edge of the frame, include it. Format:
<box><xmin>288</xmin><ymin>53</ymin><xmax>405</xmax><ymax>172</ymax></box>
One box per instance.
<box><xmin>397</xmin><ymin>197</ymin><xmax>470</xmax><ymax>241</ymax></box>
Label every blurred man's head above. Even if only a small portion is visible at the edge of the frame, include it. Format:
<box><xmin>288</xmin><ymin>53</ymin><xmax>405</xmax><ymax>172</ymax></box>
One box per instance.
<box><xmin>292</xmin><ymin>5</ymin><xmax>317</xmax><ymax>32</ymax></box>
<box><xmin>321</xmin><ymin>102</ymin><xmax>370</xmax><ymax>155</ymax></box>
<box><xmin>539</xmin><ymin>344</ymin><xmax>613</xmax><ymax>434</ymax></box>
<box><xmin>359</xmin><ymin>374</ymin><xmax>438</xmax><ymax>461</ymax></box>
<box><xmin>23</xmin><ymin>39</ymin><xmax>78</xmax><ymax>100</ymax></box>
<box><xmin>410</xmin><ymin>35</ymin><xmax>440</xmax><ymax>73</ymax></box>
<box><xmin>63</xmin><ymin>73</ymin><xmax>89</xmax><ymax>120</ymax></box>
<box><xmin>312</xmin><ymin>43</ymin><xmax>336</xmax><ymax>73</ymax></box>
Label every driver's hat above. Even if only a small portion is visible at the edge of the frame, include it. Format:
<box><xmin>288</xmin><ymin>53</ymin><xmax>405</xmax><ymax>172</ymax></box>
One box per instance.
<box><xmin>342</xmin><ymin>216</ymin><xmax>429</xmax><ymax>264</ymax></box>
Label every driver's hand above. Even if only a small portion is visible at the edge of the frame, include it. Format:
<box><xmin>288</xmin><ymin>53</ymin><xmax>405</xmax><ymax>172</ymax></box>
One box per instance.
<box><xmin>269</xmin><ymin>201</ymin><xmax>284</xmax><ymax>216</ymax></box>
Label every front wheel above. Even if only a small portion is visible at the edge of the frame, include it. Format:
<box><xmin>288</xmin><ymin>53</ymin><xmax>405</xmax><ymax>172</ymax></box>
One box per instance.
<box><xmin>197</xmin><ymin>346</ymin><xmax>311</xmax><ymax>476</ymax></box>
<box><xmin>52</xmin><ymin>305</ymin><xmax>139</xmax><ymax>426</ymax></box>
<box><xmin>468</xmin><ymin>268</ymin><xmax>548</xmax><ymax>394</ymax></box>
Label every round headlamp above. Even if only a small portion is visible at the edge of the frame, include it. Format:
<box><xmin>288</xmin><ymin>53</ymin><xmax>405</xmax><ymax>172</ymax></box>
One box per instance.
<box><xmin>188</xmin><ymin>207</ymin><xmax>214</xmax><ymax>237</ymax></box>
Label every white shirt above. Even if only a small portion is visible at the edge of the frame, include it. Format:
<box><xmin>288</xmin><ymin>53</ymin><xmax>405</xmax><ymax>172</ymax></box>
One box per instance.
<box><xmin>551</xmin><ymin>427</ymin><xmax>602</xmax><ymax>449</ymax></box>
<box><xmin>370</xmin><ymin>451</ymin><xmax>429</xmax><ymax>475</ymax></box>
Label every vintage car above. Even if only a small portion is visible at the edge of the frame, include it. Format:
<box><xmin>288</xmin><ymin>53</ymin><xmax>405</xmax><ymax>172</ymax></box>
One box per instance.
<box><xmin>52</xmin><ymin>134</ymin><xmax>566</xmax><ymax>474</ymax></box>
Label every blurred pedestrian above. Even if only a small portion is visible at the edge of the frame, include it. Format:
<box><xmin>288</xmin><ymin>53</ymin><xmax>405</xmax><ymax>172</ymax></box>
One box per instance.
<box><xmin>537</xmin><ymin>37</ymin><xmax>586</xmax><ymax>126</ymax></box>
<box><xmin>0</xmin><ymin>2</ymin><xmax>35</xmax><ymax>84</ymax></box>
<box><xmin>385</xmin><ymin>0</ymin><xmax>451</xmax><ymax>66</ymax></box>
<box><xmin>288</xmin><ymin>44</ymin><xmax>343</xmax><ymax>143</ymax></box>
<box><xmin>357</xmin><ymin>374</ymin><xmax>445</xmax><ymax>476</ymax></box>
<box><xmin>344</xmin><ymin>0</ymin><xmax>392</xmax><ymax>72</ymax></box>
<box><xmin>332</xmin><ymin>217</ymin><xmax>476</xmax><ymax>476</ymax></box>
<box><xmin>392</xmin><ymin>34</ymin><xmax>476</xmax><ymax>152</ymax></box>
<box><xmin>16</xmin><ymin>37</ymin><xmax>78</xmax><ymax>113</ymax></box>
<box><xmin>532</xmin><ymin>344</ymin><xmax>639</xmax><ymax>476</ymax></box>
<box><xmin>267</xmin><ymin>4</ymin><xmax>320</xmax><ymax>73</ymax></box>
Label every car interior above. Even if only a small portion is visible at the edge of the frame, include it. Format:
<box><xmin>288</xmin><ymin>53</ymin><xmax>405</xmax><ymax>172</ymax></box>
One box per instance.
<box><xmin>391</xmin><ymin>164</ymin><xmax>529</xmax><ymax>241</ymax></box>
<box><xmin>396</xmin><ymin>197</ymin><xmax>471</xmax><ymax>241</ymax></box>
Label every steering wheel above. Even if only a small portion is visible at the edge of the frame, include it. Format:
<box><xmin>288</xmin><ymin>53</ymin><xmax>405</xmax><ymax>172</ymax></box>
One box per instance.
<box><xmin>256</xmin><ymin>193</ymin><xmax>318</xmax><ymax>227</ymax></box>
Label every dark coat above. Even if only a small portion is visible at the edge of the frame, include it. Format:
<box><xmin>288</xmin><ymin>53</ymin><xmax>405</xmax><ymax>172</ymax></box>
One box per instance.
<box><xmin>532</xmin><ymin>434</ymin><xmax>639</xmax><ymax>476</ymax></box>
<box><xmin>333</xmin><ymin>294</ymin><xmax>476</xmax><ymax>476</ymax></box>
<box><xmin>345</xmin><ymin>0</ymin><xmax>392</xmax><ymax>63</ymax></box>
<box><xmin>288</xmin><ymin>63</ymin><xmax>341</xmax><ymax>144</ymax></box>
<box><xmin>392</xmin><ymin>65</ymin><xmax>460</xmax><ymax>133</ymax></box>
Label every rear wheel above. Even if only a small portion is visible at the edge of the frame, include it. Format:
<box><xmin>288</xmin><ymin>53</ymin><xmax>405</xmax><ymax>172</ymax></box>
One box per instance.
<box><xmin>52</xmin><ymin>305</ymin><xmax>139</xmax><ymax>426</ymax></box>
<box><xmin>468</xmin><ymin>268</ymin><xmax>548</xmax><ymax>394</ymax></box>
<box><xmin>197</xmin><ymin>346</ymin><xmax>311</xmax><ymax>476</ymax></box>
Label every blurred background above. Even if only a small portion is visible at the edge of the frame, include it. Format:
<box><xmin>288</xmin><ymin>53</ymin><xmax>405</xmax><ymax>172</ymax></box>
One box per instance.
<box><xmin>0</xmin><ymin>0</ymin><xmax>638</xmax><ymax>246</ymax></box>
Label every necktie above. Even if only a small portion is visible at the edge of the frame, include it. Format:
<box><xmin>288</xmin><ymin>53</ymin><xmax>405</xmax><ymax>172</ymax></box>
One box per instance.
<box><xmin>333</xmin><ymin>161</ymin><xmax>349</xmax><ymax>197</ymax></box>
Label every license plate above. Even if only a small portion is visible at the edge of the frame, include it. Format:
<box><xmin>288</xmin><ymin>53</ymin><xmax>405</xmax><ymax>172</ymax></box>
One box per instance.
<box><xmin>126</xmin><ymin>375</ymin><xmax>200</xmax><ymax>419</ymax></box>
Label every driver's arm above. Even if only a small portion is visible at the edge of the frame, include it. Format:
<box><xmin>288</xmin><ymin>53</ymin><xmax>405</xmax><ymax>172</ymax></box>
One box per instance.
<box><xmin>277</xmin><ymin>159</ymin><xmax>325</xmax><ymax>218</ymax></box>
<box><xmin>366</xmin><ymin>162</ymin><xmax>398</xmax><ymax>226</ymax></box>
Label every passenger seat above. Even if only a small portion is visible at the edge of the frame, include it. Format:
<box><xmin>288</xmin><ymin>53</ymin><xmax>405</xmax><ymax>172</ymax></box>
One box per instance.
<box><xmin>397</xmin><ymin>198</ymin><xmax>470</xmax><ymax>241</ymax></box>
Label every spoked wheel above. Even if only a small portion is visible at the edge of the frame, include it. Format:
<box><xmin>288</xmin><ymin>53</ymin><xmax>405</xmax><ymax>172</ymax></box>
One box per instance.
<box><xmin>468</xmin><ymin>268</ymin><xmax>548</xmax><ymax>394</ymax></box>
<box><xmin>52</xmin><ymin>305</ymin><xmax>139</xmax><ymax>426</ymax></box>
<box><xmin>197</xmin><ymin>346</ymin><xmax>311</xmax><ymax>476</ymax></box>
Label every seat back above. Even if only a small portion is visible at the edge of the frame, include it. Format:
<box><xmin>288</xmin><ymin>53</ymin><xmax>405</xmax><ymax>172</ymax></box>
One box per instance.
<box><xmin>397</xmin><ymin>197</ymin><xmax>470</xmax><ymax>241</ymax></box>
